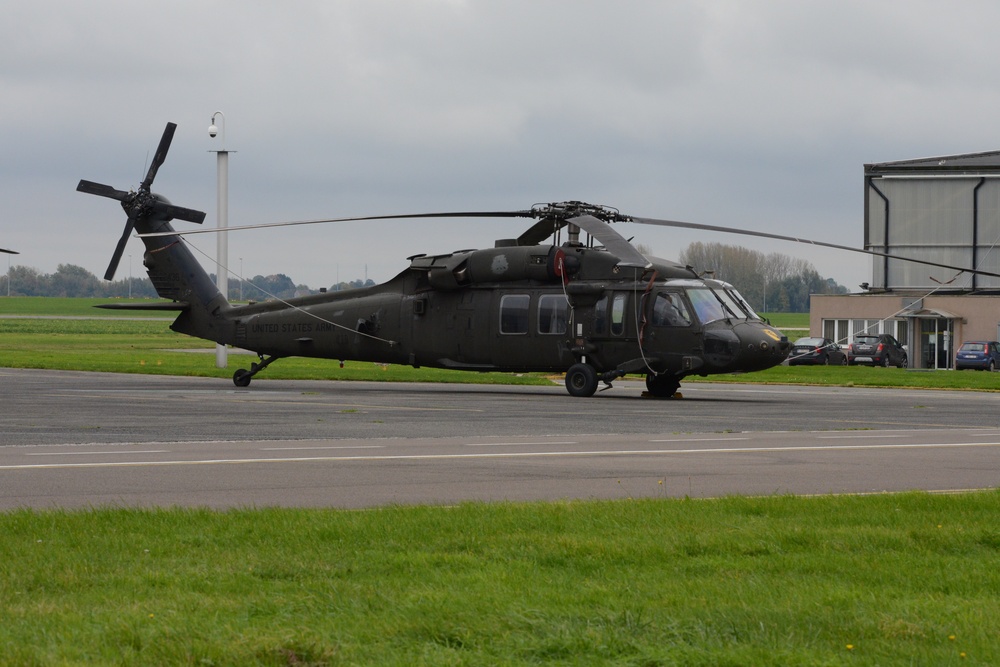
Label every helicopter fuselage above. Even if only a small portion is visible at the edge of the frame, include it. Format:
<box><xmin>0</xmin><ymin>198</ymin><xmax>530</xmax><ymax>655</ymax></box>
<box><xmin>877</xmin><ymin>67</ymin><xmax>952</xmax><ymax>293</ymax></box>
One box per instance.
<box><xmin>189</xmin><ymin>241</ymin><xmax>790</xmax><ymax>395</ymax></box>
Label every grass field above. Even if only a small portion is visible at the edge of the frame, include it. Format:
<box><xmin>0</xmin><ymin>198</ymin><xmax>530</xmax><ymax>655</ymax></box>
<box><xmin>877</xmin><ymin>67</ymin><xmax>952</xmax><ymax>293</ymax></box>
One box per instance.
<box><xmin>2</xmin><ymin>493</ymin><xmax>998</xmax><ymax>666</ymax></box>
<box><xmin>3</xmin><ymin>298</ymin><xmax>999</xmax><ymax>665</ymax></box>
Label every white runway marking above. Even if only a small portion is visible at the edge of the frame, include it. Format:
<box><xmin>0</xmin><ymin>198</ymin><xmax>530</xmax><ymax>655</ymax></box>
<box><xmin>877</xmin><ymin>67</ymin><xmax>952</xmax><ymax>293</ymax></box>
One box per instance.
<box><xmin>2</xmin><ymin>440</ymin><xmax>998</xmax><ymax>471</ymax></box>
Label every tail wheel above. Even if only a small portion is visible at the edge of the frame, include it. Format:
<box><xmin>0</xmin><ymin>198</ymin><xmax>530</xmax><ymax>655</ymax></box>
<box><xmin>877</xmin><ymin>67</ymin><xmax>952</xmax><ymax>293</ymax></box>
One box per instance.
<box><xmin>233</xmin><ymin>369</ymin><xmax>252</xmax><ymax>387</ymax></box>
<box><xmin>645</xmin><ymin>373</ymin><xmax>680</xmax><ymax>398</ymax></box>
<box><xmin>565</xmin><ymin>363</ymin><xmax>599</xmax><ymax>397</ymax></box>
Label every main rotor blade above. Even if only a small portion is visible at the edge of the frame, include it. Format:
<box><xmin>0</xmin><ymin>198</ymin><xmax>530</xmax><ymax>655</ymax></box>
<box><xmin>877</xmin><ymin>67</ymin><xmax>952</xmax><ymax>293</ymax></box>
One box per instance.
<box><xmin>140</xmin><ymin>122</ymin><xmax>177</xmax><ymax>191</ymax></box>
<box><xmin>0</xmin><ymin>247</ymin><xmax>18</xmax><ymax>254</ymax></box>
<box><xmin>105</xmin><ymin>216</ymin><xmax>136</xmax><ymax>281</ymax></box>
<box><xmin>152</xmin><ymin>202</ymin><xmax>206</xmax><ymax>224</ymax></box>
<box><xmin>137</xmin><ymin>209</ymin><xmax>534</xmax><ymax>237</ymax></box>
<box><xmin>517</xmin><ymin>218</ymin><xmax>564</xmax><ymax>246</ymax></box>
<box><xmin>77</xmin><ymin>180</ymin><xmax>129</xmax><ymax>201</ymax></box>
<box><xmin>629</xmin><ymin>215</ymin><xmax>1000</xmax><ymax>279</ymax></box>
<box><xmin>568</xmin><ymin>215</ymin><xmax>651</xmax><ymax>269</ymax></box>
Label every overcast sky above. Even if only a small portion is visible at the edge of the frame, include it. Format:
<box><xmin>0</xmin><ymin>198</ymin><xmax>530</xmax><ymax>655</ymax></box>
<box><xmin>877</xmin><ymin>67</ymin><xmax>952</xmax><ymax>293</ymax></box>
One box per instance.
<box><xmin>3</xmin><ymin>1</ymin><xmax>998</xmax><ymax>292</ymax></box>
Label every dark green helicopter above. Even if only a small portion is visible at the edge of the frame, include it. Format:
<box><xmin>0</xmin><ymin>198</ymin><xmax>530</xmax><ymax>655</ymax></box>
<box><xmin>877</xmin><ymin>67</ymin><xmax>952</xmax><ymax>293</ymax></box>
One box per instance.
<box><xmin>77</xmin><ymin>123</ymin><xmax>993</xmax><ymax>397</ymax></box>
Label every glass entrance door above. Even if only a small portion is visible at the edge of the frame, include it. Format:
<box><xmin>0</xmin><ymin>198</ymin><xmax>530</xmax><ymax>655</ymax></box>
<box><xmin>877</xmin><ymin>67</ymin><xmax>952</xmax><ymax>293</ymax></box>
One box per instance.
<box><xmin>919</xmin><ymin>318</ymin><xmax>954</xmax><ymax>370</ymax></box>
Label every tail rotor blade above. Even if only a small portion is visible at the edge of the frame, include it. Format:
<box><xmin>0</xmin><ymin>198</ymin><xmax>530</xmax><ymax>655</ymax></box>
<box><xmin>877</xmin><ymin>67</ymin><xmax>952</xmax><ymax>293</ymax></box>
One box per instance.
<box><xmin>140</xmin><ymin>122</ymin><xmax>177</xmax><ymax>191</ymax></box>
<box><xmin>105</xmin><ymin>217</ymin><xmax>136</xmax><ymax>281</ymax></box>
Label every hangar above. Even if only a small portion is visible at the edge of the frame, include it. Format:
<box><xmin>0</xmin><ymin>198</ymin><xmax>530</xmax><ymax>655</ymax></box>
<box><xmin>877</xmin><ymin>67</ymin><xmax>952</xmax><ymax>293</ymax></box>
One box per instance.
<box><xmin>809</xmin><ymin>150</ymin><xmax>1000</xmax><ymax>369</ymax></box>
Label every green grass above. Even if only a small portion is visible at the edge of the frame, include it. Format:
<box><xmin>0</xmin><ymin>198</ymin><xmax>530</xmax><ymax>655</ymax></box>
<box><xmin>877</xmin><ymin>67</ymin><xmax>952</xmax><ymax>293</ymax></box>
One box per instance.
<box><xmin>1</xmin><ymin>493</ymin><xmax>997</xmax><ymax>665</ymax></box>
<box><xmin>761</xmin><ymin>311</ymin><xmax>809</xmax><ymax>330</ymax></box>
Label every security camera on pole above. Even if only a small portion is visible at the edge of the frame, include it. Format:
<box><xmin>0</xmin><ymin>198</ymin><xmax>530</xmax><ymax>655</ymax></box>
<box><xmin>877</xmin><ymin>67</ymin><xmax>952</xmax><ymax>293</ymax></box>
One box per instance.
<box><xmin>209</xmin><ymin>111</ymin><xmax>231</xmax><ymax>368</ymax></box>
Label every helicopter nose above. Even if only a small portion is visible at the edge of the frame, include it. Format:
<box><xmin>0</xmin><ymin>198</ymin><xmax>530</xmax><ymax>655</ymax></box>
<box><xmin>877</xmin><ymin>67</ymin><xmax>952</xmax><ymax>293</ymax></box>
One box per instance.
<box><xmin>734</xmin><ymin>323</ymin><xmax>790</xmax><ymax>371</ymax></box>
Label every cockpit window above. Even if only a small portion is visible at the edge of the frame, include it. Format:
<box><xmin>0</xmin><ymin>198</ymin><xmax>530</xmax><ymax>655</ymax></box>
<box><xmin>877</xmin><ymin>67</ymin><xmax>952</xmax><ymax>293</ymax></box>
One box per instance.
<box><xmin>685</xmin><ymin>288</ymin><xmax>727</xmax><ymax>324</ymax></box>
<box><xmin>726</xmin><ymin>288</ymin><xmax>760</xmax><ymax>320</ymax></box>
<box><xmin>651</xmin><ymin>292</ymin><xmax>691</xmax><ymax>327</ymax></box>
<box><xmin>685</xmin><ymin>286</ymin><xmax>760</xmax><ymax>324</ymax></box>
<box><xmin>715</xmin><ymin>289</ymin><xmax>749</xmax><ymax>319</ymax></box>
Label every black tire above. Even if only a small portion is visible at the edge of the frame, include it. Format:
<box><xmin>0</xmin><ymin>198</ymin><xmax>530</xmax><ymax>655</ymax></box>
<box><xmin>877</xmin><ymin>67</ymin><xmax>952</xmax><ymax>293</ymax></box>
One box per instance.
<box><xmin>898</xmin><ymin>355</ymin><xmax>907</xmax><ymax>369</ymax></box>
<box><xmin>881</xmin><ymin>355</ymin><xmax>890</xmax><ymax>368</ymax></box>
<box><xmin>990</xmin><ymin>360</ymin><xmax>996</xmax><ymax>372</ymax></box>
<box><xmin>565</xmin><ymin>363</ymin><xmax>598</xmax><ymax>397</ymax></box>
<box><xmin>233</xmin><ymin>369</ymin><xmax>252</xmax><ymax>387</ymax></box>
<box><xmin>645</xmin><ymin>373</ymin><xmax>680</xmax><ymax>398</ymax></box>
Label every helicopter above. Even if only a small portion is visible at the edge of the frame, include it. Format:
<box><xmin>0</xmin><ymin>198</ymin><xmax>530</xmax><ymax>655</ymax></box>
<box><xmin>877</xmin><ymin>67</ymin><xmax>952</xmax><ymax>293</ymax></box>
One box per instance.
<box><xmin>76</xmin><ymin>122</ymin><xmax>1000</xmax><ymax>397</ymax></box>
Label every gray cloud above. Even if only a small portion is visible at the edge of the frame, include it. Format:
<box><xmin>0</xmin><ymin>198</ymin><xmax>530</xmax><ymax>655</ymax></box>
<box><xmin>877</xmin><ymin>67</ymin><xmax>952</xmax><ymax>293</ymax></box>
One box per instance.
<box><xmin>3</xmin><ymin>0</ymin><xmax>998</xmax><ymax>290</ymax></box>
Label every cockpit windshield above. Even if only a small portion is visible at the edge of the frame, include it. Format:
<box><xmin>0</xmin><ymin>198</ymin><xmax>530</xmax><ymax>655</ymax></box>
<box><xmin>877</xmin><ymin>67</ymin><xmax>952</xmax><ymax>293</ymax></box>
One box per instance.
<box><xmin>685</xmin><ymin>286</ymin><xmax>760</xmax><ymax>324</ymax></box>
<box><xmin>726</xmin><ymin>288</ymin><xmax>760</xmax><ymax>319</ymax></box>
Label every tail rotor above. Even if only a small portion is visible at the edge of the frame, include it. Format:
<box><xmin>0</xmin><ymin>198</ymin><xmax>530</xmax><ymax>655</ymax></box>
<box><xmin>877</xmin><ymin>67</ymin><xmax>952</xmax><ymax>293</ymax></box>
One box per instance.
<box><xmin>77</xmin><ymin>122</ymin><xmax>206</xmax><ymax>280</ymax></box>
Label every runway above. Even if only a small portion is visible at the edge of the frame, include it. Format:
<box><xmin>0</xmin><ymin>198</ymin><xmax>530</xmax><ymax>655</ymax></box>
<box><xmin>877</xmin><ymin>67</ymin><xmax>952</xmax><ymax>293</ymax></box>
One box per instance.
<box><xmin>1</xmin><ymin>368</ymin><xmax>998</xmax><ymax>508</ymax></box>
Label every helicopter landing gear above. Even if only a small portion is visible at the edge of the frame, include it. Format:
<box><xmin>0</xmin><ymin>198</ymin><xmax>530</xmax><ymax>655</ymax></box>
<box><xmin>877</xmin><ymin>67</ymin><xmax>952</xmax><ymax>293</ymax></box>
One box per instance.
<box><xmin>232</xmin><ymin>354</ymin><xmax>281</xmax><ymax>387</ymax></box>
<box><xmin>565</xmin><ymin>363</ymin><xmax>599</xmax><ymax>397</ymax></box>
<box><xmin>644</xmin><ymin>373</ymin><xmax>681</xmax><ymax>399</ymax></box>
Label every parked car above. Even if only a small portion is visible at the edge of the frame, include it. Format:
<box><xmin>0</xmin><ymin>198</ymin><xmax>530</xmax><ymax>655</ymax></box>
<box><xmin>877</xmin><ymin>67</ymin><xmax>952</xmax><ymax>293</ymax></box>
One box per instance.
<box><xmin>788</xmin><ymin>337</ymin><xmax>847</xmax><ymax>366</ymax></box>
<box><xmin>955</xmin><ymin>341</ymin><xmax>1000</xmax><ymax>371</ymax></box>
<box><xmin>848</xmin><ymin>334</ymin><xmax>907</xmax><ymax>368</ymax></box>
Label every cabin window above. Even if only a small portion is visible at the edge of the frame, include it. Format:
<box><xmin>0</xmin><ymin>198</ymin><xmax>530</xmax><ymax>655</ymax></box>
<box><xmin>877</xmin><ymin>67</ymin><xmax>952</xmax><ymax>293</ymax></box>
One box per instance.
<box><xmin>611</xmin><ymin>293</ymin><xmax>627</xmax><ymax>336</ymax></box>
<box><xmin>593</xmin><ymin>296</ymin><xmax>608</xmax><ymax>335</ymax></box>
<box><xmin>651</xmin><ymin>292</ymin><xmax>691</xmax><ymax>327</ymax></box>
<box><xmin>499</xmin><ymin>294</ymin><xmax>529</xmax><ymax>334</ymax></box>
<box><xmin>538</xmin><ymin>294</ymin><xmax>570</xmax><ymax>335</ymax></box>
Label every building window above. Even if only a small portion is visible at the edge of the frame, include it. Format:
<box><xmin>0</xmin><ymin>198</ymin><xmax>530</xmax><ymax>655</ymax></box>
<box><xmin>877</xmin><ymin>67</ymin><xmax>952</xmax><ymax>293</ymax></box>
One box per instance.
<box><xmin>895</xmin><ymin>319</ymin><xmax>909</xmax><ymax>343</ymax></box>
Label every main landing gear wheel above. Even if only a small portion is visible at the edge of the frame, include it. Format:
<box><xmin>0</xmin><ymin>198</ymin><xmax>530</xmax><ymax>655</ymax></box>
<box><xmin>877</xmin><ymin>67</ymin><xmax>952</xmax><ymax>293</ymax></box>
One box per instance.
<box><xmin>645</xmin><ymin>373</ymin><xmax>680</xmax><ymax>398</ymax></box>
<box><xmin>565</xmin><ymin>363</ymin><xmax>599</xmax><ymax>397</ymax></box>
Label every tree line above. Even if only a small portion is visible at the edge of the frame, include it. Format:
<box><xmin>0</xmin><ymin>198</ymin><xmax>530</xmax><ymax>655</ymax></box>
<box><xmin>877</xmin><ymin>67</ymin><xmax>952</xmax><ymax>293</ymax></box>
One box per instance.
<box><xmin>677</xmin><ymin>242</ymin><xmax>848</xmax><ymax>312</ymax></box>
<box><xmin>0</xmin><ymin>264</ymin><xmax>374</xmax><ymax>300</ymax></box>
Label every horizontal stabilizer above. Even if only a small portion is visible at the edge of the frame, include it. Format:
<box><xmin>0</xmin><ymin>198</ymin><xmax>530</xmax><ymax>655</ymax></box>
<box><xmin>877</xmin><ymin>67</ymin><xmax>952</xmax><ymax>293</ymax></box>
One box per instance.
<box><xmin>94</xmin><ymin>302</ymin><xmax>190</xmax><ymax>312</ymax></box>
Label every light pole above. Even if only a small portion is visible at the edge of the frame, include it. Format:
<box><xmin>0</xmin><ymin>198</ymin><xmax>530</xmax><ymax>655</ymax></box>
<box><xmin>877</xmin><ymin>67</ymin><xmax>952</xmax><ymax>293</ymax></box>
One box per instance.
<box><xmin>209</xmin><ymin>111</ymin><xmax>230</xmax><ymax>368</ymax></box>
<box><xmin>1</xmin><ymin>248</ymin><xmax>17</xmax><ymax>297</ymax></box>
<box><xmin>128</xmin><ymin>254</ymin><xmax>132</xmax><ymax>298</ymax></box>
<box><xmin>239</xmin><ymin>257</ymin><xmax>243</xmax><ymax>301</ymax></box>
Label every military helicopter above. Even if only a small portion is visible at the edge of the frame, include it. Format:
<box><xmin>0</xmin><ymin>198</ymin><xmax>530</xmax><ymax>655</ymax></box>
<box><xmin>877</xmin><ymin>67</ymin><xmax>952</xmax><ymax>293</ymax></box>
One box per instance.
<box><xmin>76</xmin><ymin>122</ymin><xmax>999</xmax><ymax>397</ymax></box>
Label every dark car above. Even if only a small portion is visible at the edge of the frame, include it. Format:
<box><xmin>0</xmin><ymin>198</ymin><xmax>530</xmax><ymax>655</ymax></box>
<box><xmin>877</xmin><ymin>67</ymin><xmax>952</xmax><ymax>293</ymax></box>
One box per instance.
<box><xmin>955</xmin><ymin>341</ymin><xmax>1000</xmax><ymax>371</ymax></box>
<box><xmin>848</xmin><ymin>334</ymin><xmax>907</xmax><ymax>368</ymax></box>
<box><xmin>788</xmin><ymin>337</ymin><xmax>847</xmax><ymax>366</ymax></box>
